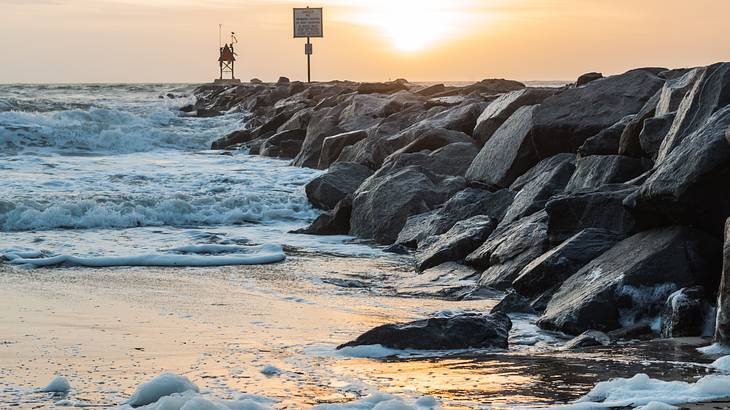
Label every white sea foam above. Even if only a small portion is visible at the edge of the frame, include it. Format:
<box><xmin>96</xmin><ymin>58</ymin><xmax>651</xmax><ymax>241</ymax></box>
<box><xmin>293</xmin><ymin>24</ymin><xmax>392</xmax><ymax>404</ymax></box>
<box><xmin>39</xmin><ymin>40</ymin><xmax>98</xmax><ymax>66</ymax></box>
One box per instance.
<box><xmin>39</xmin><ymin>375</ymin><xmax>71</xmax><ymax>393</ymax></box>
<box><xmin>8</xmin><ymin>244</ymin><xmax>285</xmax><ymax>268</ymax></box>
<box><xmin>554</xmin><ymin>373</ymin><xmax>730</xmax><ymax>409</ymax></box>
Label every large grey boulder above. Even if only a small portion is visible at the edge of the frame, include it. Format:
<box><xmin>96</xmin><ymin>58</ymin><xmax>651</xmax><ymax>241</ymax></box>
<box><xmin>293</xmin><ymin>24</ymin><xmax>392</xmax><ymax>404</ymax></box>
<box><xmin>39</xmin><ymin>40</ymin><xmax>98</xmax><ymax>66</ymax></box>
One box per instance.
<box><xmin>466</xmin><ymin>105</ymin><xmax>540</xmax><ymax>188</ymax></box>
<box><xmin>617</xmin><ymin>92</ymin><xmax>660</xmax><ymax>157</ymax></box>
<box><xmin>467</xmin><ymin>211</ymin><xmax>550</xmax><ymax>290</ymax></box>
<box><xmin>578</xmin><ymin>115</ymin><xmax>634</xmax><ymax>157</ymax></box>
<box><xmin>509</xmin><ymin>153</ymin><xmax>576</xmax><ymax>191</ymax></box>
<box><xmin>655</xmin><ymin>67</ymin><xmax>703</xmax><ymax>116</ymax></box>
<box><xmin>396</xmin><ymin>188</ymin><xmax>515</xmax><ymax>248</ymax></box>
<box><xmin>639</xmin><ymin>113</ymin><xmax>676</xmax><ymax>160</ymax></box>
<box><xmin>564</xmin><ymin>155</ymin><xmax>646</xmax><ymax>193</ymax></box>
<box><xmin>294</xmin><ymin>195</ymin><xmax>352</xmax><ymax>236</ymax></box>
<box><xmin>715</xmin><ymin>218</ymin><xmax>730</xmax><ymax>345</ymax></box>
<box><xmin>472</xmin><ymin>88</ymin><xmax>555</xmax><ymax>144</ymax></box>
<box><xmin>318</xmin><ymin>130</ymin><xmax>368</xmax><ymax>168</ymax></box>
<box><xmin>500</xmin><ymin>156</ymin><xmax>575</xmax><ymax>226</ymax></box>
<box><xmin>626</xmin><ymin>106</ymin><xmax>730</xmax><ymax>235</ymax></box>
<box><xmin>337</xmin><ymin>312</ymin><xmax>512</xmax><ymax>350</ymax></box>
<box><xmin>293</xmin><ymin>104</ymin><xmax>347</xmax><ymax>168</ymax></box>
<box><xmin>305</xmin><ymin>162</ymin><xmax>373</xmax><ymax>210</ymax></box>
<box><xmin>512</xmin><ymin>229</ymin><xmax>623</xmax><ymax>311</ymax></box>
<box><xmin>656</xmin><ymin>63</ymin><xmax>730</xmax><ymax>164</ymax></box>
<box><xmin>532</xmin><ymin>69</ymin><xmax>664</xmax><ymax>157</ymax></box>
<box><xmin>660</xmin><ymin>286</ymin><xmax>708</xmax><ymax>338</ymax></box>
<box><xmin>537</xmin><ymin>226</ymin><xmax>720</xmax><ymax>335</ymax></box>
<box><xmin>259</xmin><ymin>129</ymin><xmax>306</xmax><ymax>158</ymax></box>
<box><xmin>375</xmin><ymin>142</ymin><xmax>479</xmax><ymax>179</ymax></box>
<box><xmin>546</xmin><ymin>185</ymin><xmax>638</xmax><ymax>245</ymax></box>
<box><xmin>350</xmin><ymin>166</ymin><xmax>465</xmax><ymax>244</ymax></box>
<box><xmin>416</xmin><ymin>215</ymin><xmax>497</xmax><ymax>271</ymax></box>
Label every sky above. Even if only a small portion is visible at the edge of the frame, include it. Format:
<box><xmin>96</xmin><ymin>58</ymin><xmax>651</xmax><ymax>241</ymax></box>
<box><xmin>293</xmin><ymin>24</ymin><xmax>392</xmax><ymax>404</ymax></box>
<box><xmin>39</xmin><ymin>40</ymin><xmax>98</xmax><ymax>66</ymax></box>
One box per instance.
<box><xmin>1</xmin><ymin>0</ymin><xmax>729</xmax><ymax>83</ymax></box>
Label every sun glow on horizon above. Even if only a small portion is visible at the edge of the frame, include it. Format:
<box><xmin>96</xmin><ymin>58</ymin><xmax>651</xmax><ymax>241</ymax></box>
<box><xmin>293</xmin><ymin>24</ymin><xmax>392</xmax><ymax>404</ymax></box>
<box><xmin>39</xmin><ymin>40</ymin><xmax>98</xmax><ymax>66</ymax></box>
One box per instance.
<box><xmin>342</xmin><ymin>0</ymin><xmax>474</xmax><ymax>53</ymax></box>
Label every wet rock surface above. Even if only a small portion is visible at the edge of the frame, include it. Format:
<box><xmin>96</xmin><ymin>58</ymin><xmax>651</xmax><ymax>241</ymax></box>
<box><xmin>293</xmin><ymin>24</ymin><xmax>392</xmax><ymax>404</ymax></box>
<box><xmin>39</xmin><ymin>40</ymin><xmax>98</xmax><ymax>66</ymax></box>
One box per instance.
<box><xmin>337</xmin><ymin>312</ymin><xmax>513</xmax><ymax>350</ymax></box>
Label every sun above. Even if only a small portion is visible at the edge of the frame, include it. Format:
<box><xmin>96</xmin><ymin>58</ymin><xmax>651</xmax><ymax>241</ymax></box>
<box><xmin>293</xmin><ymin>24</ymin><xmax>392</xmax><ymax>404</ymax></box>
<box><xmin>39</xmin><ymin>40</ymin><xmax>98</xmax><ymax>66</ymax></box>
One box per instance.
<box><xmin>355</xmin><ymin>0</ymin><xmax>459</xmax><ymax>53</ymax></box>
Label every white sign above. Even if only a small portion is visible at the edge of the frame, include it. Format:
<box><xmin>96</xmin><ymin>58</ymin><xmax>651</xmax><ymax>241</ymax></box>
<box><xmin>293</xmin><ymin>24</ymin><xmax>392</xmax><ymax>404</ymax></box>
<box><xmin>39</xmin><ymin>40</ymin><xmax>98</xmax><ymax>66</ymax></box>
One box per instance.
<box><xmin>293</xmin><ymin>8</ymin><xmax>323</xmax><ymax>38</ymax></box>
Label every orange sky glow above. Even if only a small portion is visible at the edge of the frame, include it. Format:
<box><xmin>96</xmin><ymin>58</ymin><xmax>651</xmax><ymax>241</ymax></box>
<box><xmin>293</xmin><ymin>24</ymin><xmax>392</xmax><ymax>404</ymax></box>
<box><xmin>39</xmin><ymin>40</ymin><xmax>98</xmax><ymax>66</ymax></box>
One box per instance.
<box><xmin>1</xmin><ymin>0</ymin><xmax>729</xmax><ymax>83</ymax></box>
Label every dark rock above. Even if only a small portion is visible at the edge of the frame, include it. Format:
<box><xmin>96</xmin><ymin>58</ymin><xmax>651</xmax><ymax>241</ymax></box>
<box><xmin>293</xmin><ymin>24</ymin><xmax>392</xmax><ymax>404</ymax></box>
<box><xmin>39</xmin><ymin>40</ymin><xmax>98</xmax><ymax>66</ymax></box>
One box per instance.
<box><xmin>293</xmin><ymin>196</ymin><xmax>352</xmax><ymax>235</ymax></box>
<box><xmin>387</xmin><ymin>128</ymin><xmax>473</xmax><ymax>157</ymax></box>
<box><xmin>375</xmin><ymin>142</ymin><xmax>479</xmax><ymax>179</ymax></box>
<box><xmin>416</xmin><ymin>215</ymin><xmax>497</xmax><ymax>271</ymax></box>
<box><xmin>319</xmin><ymin>130</ymin><xmax>368</xmax><ymax>169</ymax></box>
<box><xmin>466</xmin><ymin>105</ymin><xmax>540</xmax><ymax>188</ymax></box>
<box><xmin>533</xmin><ymin>69</ymin><xmax>664</xmax><ymax>158</ymax></box>
<box><xmin>180</xmin><ymin>104</ymin><xmax>195</xmax><ymax>113</ymax></box>
<box><xmin>396</xmin><ymin>188</ymin><xmax>515</xmax><ymax>248</ymax></box>
<box><xmin>500</xmin><ymin>156</ymin><xmax>575</xmax><ymax>226</ymax></box>
<box><xmin>715</xmin><ymin>218</ymin><xmax>730</xmax><ymax>345</ymax></box>
<box><xmin>626</xmin><ymin>106</ymin><xmax>730</xmax><ymax>236</ymax></box>
<box><xmin>639</xmin><ymin>113</ymin><xmax>676</xmax><ymax>160</ymax></box>
<box><xmin>278</xmin><ymin>107</ymin><xmax>313</xmax><ymax>133</ymax></box>
<box><xmin>460</xmin><ymin>79</ymin><xmax>525</xmax><ymax>96</ymax></box>
<box><xmin>490</xmin><ymin>291</ymin><xmax>536</xmax><ymax>315</ymax></box>
<box><xmin>656</xmin><ymin>68</ymin><xmax>702</xmax><ymax>115</ymax></box>
<box><xmin>607</xmin><ymin>323</ymin><xmax>655</xmax><ymax>341</ymax></box>
<box><xmin>259</xmin><ymin>129</ymin><xmax>306</xmax><ymax>158</ymax></box>
<box><xmin>472</xmin><ymin>88</ymin><xmax>556</xmax><ymax>144</ymax></box>
<box><xmin>383</xmin><ymin>244</ymin><xmax>411</xmax><ymax>255</ymax></box>
<box><xmin>537</xmin><ymin>226</ymin><xmax>720</xmax><ymax>335</ymax></box>
<box><xmin>576</xmin><ymin>72</ymin><xmax>603</xmax><ymax>87</ymax></box>
<box><xmin>350</xmin><ymin>166</ymin><xmax>465</xmax><ymax>244</ymax></box>
<box><xmin>337</xmin><ymin>312</ymin><xmax>512</xmax><ymax>350</ymax></box>
<box><xmin>467</xmin><ymin>211</ymin><xmax>550</xmax><ymax>290</ymax></box>
<box><xmin>305</xmin><ymin>162</ymin><xmax>373</xmax><ymax>210</ymax></box>
<box><xmin>656</xmin><ymin>63</ymin><xmax>730</xmax><ymax>163</ymax></box>
<box><xmin>617</xmin><ymin>92</ymin><xmax>660</xmax><ymax>157</ymax></box>
<box><xmin>195</xmin><ymin>108</ymin><xmax>223</xmax><ymax>117</ymax></box>
<box><xmin>660</xmin><ymin>286</ymin><xmax>708</xmax><ymax>338</ymax></box>
<box><xmin>250</xmin><ymin>78</ymin><xmax>263</xmax><ymax>84</ymax></box>
<box><xmin>565</xmin><ymin>155</ymin><xmax>646</xmax><ymax>192</ymax></box>
<box><xmin>211</xmin><ymin>129</ymin><xmax>252</xmax><ymax>149</ymax></box>
<box><xmin>276</xmin><ymin>76</ymin><xmax>290</xmax><ymax>85</ymax></box>
<box><xmin>563</xmin><ymin>330</ymin><xmax>610</xmax><ymax>349</ymax></box>
<box><xmin>292</xmin><ymin>105</ymin><xmax>346</xmax><ymax>168</ymax></box>
<box><xmin>396</xmin><ymin>262</ymin><xmax>490</xmax><ymax>300</ymax></box>
<box><xmin>513</xmin><ymin>229</ymin><xmax>622</xmax><ymax>311</ymax></box>
<box><xmin>509</xmin><ymin>154</ymin><xmax>576</xmax><ymax>192</ymax></box>
<box><xmin>578</xmin><ymin>115</ymin><xmax>634</xmax><ymax>157</ymax></box>
<box><xmin>546</xmin><ymin>185</ymin><xmax>638</xmax><ymax>245</ymax></box>
<box><xmin>356</xmin><ymin>81</ymin><xmax>408</xmax><ymax>94</ymax></box>
<box><xmin>416</xmin><ymin>84</ymin><xmax>447</xmax><ymax>97</ymax></box>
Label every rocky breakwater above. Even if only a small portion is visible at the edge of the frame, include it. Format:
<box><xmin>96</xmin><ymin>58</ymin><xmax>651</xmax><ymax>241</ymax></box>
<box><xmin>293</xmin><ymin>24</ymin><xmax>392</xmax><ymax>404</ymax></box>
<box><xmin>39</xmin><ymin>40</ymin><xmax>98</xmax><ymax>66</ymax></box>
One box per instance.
<box><xmin>197</xmin><ymin>64</ymin><xmax>730</xmax><ymax>349</ymax></box>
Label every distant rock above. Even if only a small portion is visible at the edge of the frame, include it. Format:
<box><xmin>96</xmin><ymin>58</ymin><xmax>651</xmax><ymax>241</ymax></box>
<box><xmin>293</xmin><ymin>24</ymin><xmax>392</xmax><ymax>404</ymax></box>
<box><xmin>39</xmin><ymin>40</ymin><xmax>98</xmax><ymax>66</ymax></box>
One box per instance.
<box><xmin>276</xmin><ymin>76</ymin><xmax>290</xmax><ymax>85</ymax></box>
<box><xmin>250</xmin><ymin>78</ymin><xmax>263</xmax><ymax>84</ymax></box>
<box><xmin>537</xmin><ymin>226</ymin><xmax>720</xmax><ymax>335</ymax></box>
<box><xmin>305</xmin><ymin>162</ymin><xmax>373</xmax><ymax>210</ymax></box>
<box><xmin>416</xmin><ymin>84</ymin><xmax>447</xmax><ymax>97</ymax></box>
<box><xmin>357</xmin><ymin>81</ymin><xmax>408</xmax><ymax>94</ymax></box>
<box><xmin>416</xmin><ymin>215</ymin><xmax>496</xmax><ymax>271</ymax></box>
<box><xmin>337</xmin><ymin>312</ymin><xmax>512</xmax><ymax>350</ymax></box>
<box><xmin>576</xmin><ymin>72</ymin><xmax>603</xmax><ymax>87</ymax></box>
<box><xmin>461</xmin><ymin>78</ymin><xmax>526</xmax><ymax>96</ymax></box>
<box><xmin>660</xmin><ymin>286</ymin><xmax>708</xmax><ymax>338</ymax></box>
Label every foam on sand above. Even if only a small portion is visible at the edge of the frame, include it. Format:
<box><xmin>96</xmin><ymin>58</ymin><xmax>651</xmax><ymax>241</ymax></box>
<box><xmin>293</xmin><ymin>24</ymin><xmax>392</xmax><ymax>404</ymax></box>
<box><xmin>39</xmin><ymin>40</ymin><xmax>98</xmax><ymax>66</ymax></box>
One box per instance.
<box><xmin>556</xmin><ymin>373</ymin><xmax>730</xmax><ymax>408</ymax></box>
<box><xmin>39</xmin><ymin>375</ymin><xmax>71</xmax><ymax>393</ymax></box>
<box><xmin>8</xmin><ymin>244</ymin><xmax>285</xmax><ymax>268</ymax></box>
<box><xmin>125</xmin><ymin>373</ymin><xmax>199</xmax><ymax>407</ymax></box>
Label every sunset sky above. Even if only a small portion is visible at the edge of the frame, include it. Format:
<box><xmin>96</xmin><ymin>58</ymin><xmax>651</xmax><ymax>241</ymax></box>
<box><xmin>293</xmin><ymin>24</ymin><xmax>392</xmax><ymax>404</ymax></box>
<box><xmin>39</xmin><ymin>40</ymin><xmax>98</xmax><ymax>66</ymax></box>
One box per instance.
<box><xmin>1</xmin><ymin>0</ymin><xmax>729</xmax><ymax>83</ymax></box>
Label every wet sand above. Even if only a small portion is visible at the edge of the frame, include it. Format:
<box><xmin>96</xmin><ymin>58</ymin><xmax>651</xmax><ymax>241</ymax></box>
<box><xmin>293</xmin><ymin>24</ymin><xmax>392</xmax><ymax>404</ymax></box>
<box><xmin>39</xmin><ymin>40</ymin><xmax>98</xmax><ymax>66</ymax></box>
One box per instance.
<box><xmin>0</xmin><ymin>253</ymin><xmax>723</xmax><ymax>409</ymax></box>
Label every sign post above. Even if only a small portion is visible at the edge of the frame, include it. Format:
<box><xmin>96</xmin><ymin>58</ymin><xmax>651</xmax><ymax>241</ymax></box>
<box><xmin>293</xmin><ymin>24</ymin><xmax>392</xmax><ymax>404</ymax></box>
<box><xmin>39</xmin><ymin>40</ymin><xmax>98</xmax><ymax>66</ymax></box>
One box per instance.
<box><xmin>293</xmin><ymin>7</ymin><xmax>323</xmax><ymax>83</ymax></box>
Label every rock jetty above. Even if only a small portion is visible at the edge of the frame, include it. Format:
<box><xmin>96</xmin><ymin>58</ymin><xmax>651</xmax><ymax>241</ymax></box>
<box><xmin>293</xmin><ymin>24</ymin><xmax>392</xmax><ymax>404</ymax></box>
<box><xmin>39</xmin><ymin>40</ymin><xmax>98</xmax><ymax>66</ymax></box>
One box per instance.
<box><xmin>191</xmin><ymin>64</ymin><xmax>730</xmax><ymax>345</ymax></box>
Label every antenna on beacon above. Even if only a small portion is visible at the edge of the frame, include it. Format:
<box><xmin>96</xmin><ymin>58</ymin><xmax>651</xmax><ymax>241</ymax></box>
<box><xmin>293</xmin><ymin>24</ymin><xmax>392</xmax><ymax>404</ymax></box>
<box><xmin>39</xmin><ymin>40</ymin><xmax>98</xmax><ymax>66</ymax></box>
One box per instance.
<box><xmin>214</xmin><ymin>25</ymin><xmax>241</xmax><ymax>85</ymax></box>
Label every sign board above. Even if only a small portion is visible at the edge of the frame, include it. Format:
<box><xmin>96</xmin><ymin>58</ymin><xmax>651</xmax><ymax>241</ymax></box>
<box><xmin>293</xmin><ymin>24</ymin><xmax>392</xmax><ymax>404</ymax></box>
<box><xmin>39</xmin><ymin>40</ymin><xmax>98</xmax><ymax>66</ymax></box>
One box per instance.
<box><xmin>304</xmin><ymin>43</ymin><xmax>313</xmax><ymax>55</ymax></box>
<box><xmin>293</xmin><ymin>8</ymin><xmax>323</xmax><ymax>38</ymax></box>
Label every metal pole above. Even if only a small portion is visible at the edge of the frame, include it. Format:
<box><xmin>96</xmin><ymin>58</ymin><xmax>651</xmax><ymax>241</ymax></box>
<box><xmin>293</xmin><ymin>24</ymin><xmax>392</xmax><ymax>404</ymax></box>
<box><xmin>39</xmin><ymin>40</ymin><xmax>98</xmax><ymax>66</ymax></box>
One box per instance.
<box><xmin>306</xmin><ymin>37</ymin><xmax>311</xmax><ymax>83</ymax></box>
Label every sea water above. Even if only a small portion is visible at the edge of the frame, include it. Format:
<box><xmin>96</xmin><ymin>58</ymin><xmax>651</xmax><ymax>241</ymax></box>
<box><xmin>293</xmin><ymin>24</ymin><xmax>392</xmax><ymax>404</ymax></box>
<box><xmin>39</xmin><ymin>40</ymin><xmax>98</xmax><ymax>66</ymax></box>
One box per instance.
<box><xmin>0</xmin><ymin>84</ymin><xmax>378</xmax><ymax>266</ymax></box>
